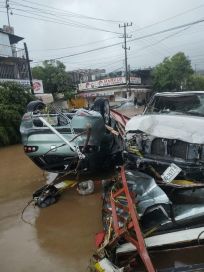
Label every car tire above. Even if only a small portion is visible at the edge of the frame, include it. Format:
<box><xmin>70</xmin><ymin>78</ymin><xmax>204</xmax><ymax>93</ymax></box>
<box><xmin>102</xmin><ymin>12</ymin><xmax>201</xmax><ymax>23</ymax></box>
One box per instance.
<box><xmin>92</xmin><ymin>98</ymin><xmax>110</xmax><ymax>125</ymax></box>
<box><xmin>27</xmin><ymin>100</ymin><xmax>45</xmax><ymax>112</ymax></box>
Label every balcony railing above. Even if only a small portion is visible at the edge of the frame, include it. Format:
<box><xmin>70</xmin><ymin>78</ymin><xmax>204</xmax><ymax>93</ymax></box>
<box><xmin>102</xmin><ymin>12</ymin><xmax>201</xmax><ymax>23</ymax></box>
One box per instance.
<box><xmin>0</xmin><ymin>43</ymin><xmax>26</xmax><ymax>59</ymax></box>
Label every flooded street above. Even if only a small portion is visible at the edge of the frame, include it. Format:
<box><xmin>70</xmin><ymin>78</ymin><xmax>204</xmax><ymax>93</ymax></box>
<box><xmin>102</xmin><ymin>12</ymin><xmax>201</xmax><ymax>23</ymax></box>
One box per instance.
<box><xmin>0</xmin><ymin>145</ymin><xmax>102</xmax><ymax>272</ymax></box>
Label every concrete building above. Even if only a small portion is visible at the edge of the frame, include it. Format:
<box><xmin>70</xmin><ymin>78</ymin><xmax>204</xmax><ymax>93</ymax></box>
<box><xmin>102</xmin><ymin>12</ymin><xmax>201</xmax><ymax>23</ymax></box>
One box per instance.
<box><xmin>131</xmin><ymin>68</ymin><xmax>153</xmax><ymax>85</ymax></box>
<box><xmin>69</xmin><ymin>68</ymin><xmax>106</xmax><ymax>84</ymax></box>
<box><xmin>77</xmin><ymin>69</ymin><xmax>153</xmax><ymax>105</ymax></box>
<box><xmin>0</xmin><ymin>25</ymin><xmax>47</xmax><ymax>99</ymax></box>
<box><xmin>0</xmin><ymin>25</ymin><xmax>29</xmax><ymax>79</ymax></box>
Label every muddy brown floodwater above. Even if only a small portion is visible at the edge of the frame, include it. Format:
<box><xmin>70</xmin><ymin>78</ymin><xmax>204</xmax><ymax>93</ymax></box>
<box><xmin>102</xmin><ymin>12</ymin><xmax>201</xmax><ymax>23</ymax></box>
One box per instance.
<box><xmin>1</xmin><ymin>144</ymin><xmax>204</xmax><ymax>272</ymax></box>
<box><xmin>0</xmin><ymin>144</ymin><xmax>102</xmax><ymax>272</ymax></box>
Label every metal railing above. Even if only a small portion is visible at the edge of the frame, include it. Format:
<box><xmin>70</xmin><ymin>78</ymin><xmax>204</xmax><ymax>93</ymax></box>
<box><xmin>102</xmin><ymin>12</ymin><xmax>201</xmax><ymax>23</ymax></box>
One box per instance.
<box><xmin>0</xmin><ymin>43</ymin><xmax>26</xmax><ymax>59</ymax></box>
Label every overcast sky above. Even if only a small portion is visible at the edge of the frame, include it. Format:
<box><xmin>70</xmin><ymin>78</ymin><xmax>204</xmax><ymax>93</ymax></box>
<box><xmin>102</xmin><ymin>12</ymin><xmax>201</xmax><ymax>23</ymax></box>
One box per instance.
<box><xmin>1</xmin><ymin>0</ymin><xmax>204</xmax><ymax>72</ymax></box>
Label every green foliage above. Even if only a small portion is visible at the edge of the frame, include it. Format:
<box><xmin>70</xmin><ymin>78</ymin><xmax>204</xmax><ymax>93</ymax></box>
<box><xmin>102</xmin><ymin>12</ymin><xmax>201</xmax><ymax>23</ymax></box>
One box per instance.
<box><xmin>32</xmin><ymin>60</ymin><xmax>75</xmax><ymax>96</ymax></box>
<box><xmin>152</xmin><ymin>52</ymin><xmax>193</xmax><ymax>91</ymax></box>
<box><xmin>108</xmin><ymin>71</ymin><xmax>122</xmax><ymax>78</ymax></box>
<box><xmin>0</xmin><ymin>82</ymin><xmax>34</xmax><ymax>146</ymax></box>
<box><xmin>187</xmin><ymin>74</ymin><xmax>204</xmax><ymax>90</ymax></box>
<box><xmin>63</xmin><ymin>88</ymin><xmax>75</xmax><ymax>101</ymax></box>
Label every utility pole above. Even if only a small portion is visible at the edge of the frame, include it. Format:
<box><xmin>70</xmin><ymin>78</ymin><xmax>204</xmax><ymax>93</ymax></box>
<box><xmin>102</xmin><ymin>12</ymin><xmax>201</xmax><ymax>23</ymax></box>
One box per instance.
<box><xmin>5</xmin><ymin>0</ymin><xmax>11</xmax><ymax>26</ymax></box>
<box><xmin>24</xmin><ymin>42</ymin><xmax>34</xmax><ymax>94</ymax></box>
<box><xmin>119</xmin><ymin>22</ymin><xmax>132</xmax><ymax>96</ymax></box>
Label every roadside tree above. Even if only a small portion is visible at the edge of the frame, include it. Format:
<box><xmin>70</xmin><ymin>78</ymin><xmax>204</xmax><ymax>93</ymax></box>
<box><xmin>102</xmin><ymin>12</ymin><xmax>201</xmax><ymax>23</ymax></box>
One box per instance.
<box><xmin>0</xmin><ymin>82</ymin><xmax>34</xmax><ymax>146</ymax></box>
<box><xmin>32</xmin><ymin>60</ymin><xmax>75</xmax><ymax>98</ymax></box>
<box><xmin>187</xmin><ymin>74</ymin><xmax>204</xmax><ymax>90</ymax></box>
<box><xmin>152</xmin><ymin>52</ymin><xmax>193</xmax><ymax>91</ymax></box>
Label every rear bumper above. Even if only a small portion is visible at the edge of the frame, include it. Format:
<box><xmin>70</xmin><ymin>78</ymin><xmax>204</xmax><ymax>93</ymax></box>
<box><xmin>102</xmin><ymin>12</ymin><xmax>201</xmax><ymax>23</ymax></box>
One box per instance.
<box><xmin>31</xmin><ymin>155</ymin><xmax>78</xmax><ymax>172</ymax></box>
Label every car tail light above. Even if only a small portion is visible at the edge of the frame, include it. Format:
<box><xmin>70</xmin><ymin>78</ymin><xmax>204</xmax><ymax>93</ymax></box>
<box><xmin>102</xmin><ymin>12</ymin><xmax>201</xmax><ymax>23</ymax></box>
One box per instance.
<box><xmin>24</xmin><ymin>146</ymin><xmax>38</xmax><ymax>153</ymax></box>
<box><xmin>22</xmin><ymin>113</ymin><xmax>31</xmax><ymax>120</ymax></box>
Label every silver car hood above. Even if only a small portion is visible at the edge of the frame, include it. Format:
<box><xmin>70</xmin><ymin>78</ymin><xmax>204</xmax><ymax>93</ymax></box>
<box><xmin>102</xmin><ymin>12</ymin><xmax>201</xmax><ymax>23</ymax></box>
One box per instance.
<box><xmin>125</xmin><ymin>114</ymin><xmax>204</xmax><ymax>144</ymax></box>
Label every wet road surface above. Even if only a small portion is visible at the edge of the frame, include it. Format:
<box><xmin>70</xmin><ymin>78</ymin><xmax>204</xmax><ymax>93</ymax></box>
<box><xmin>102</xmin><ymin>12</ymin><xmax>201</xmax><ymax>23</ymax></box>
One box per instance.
<box><xmin>0</xmin><ymin>145</ymin><xmax>102</xmax><ymax>272</ymax></box>
<box><xmin>1</xmin><ymin>144</ymin><xmax>204</xmax><ymax>271</ymax></box>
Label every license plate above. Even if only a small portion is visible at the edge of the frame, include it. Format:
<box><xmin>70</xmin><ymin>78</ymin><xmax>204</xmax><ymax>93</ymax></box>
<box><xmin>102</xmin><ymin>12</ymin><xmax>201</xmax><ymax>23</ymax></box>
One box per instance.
<box><xmin>161</xmin><ymin>163</ymin><xmax>182</xmax><ymax>183</ymax></box>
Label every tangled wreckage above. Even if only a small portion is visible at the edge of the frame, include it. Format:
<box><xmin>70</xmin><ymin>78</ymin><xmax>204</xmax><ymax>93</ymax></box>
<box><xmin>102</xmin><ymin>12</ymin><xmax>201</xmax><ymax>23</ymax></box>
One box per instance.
<box><xmin>20</xmin><ymin>92</ymin><xmax>204</xmax><ymax>271</ymax></box>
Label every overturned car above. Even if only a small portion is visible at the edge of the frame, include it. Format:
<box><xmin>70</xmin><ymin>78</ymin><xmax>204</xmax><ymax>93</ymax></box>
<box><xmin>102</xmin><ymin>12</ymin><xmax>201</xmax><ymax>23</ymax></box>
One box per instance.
<box><xmin>126</xmin><ymin>91</ymin><xmax>204</xmax><ymax>181</ymax></box>
<box><xmin>20</xmin><ymin>98</ymin><xmax>122</xmax><ymax>174</ymax></box>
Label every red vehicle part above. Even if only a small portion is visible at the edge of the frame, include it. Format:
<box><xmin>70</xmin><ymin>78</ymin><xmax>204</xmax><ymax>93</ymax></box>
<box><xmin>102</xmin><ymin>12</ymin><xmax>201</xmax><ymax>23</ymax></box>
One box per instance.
<box><xmin>110</xmin><ymin>109</ymin><xmax>129</xmax><ymax>136</ymax></box>
<box><xmin>110</xmin><ymin>166</ymin><xmax>155</xmax><ymax>272</ymax></box>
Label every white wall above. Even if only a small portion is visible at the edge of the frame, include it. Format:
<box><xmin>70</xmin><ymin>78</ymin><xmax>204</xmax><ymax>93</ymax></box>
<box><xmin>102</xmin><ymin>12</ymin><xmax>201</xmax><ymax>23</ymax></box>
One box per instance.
<box><xmin>0</xmin><ymin>32</ymin><xmax>12</xmax><ymax>57</ymax></box>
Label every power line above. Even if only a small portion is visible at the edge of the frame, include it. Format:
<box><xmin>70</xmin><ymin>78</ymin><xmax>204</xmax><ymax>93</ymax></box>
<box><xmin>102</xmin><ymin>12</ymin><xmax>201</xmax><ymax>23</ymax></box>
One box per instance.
<box><xmin>11</xmin><ymin>0</ymin><xmax>117</xmax><ymax>25</ymax></box>
<box><xmin>10</xmin><ymin>0</ymin><xmax>171</xmax><ymax>56</ymax></box>
<box><xmin>8</xmin><ymin>3</ymin><xmax>121</xmax><ymax>33</ymax></box>
<box><xmin>63</xmin><ymin>56</ymin><xmax>123</xmax><ymax>67</ymax></box>
<box><xmin>64</xmin><ymin>34</ymin><xmax>176</xmax><ymax>69</ymax></box>
<box><xmin>129</xmin><ymin>18</ymin><xmax>204</xmax><ymax>43</ymax></box>
<box><xmin>30</xmin><ymin>36</ymin><xmax>119</xmax><ymax>52</ymax></box>
<box><xmin>33</xmin><ymin>41</ymin><xmax>122</xmax><ymax>63</ymax></box>
<box><xmin>128</xmin><ymin>26</ymin><xmax>191</xmax><ymax>60</ymax></box>
<box><xmin>65</xmin><ymin>27</ymin><xmax>192</xmax><ymax>76</ymax></box>
<box><xmin>3</xmin><ymin>3</ymin><xmax>204</xmax><ymax>63</ymax></box>
<box><xmin>130</xmin><ymin>3</ymin><xmax>204</xmax><ymax>34</ymax></box>
<box><xmin>5</xmin><ymin>8</ymin><xmax>121</xmax><ymax>34</ymax></box>
<box><xmin>128</xmin><ymin>2</ymin><xmax>204</xmax><ymax>58</ymax></box>
<box><xmin>32</xmin><ymin>17</ymin><xmax>204</xmax><ymax>64</ymax></box>
<box><xmin>10</xmin><ymin>0</ymin><xmax>122</xmax><ymax>23</ymax></box>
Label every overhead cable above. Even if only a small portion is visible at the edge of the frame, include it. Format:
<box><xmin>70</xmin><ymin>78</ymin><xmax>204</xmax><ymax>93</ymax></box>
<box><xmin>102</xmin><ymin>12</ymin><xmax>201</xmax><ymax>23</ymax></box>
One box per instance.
<box><xmin>33</xmin><ymin>18</ymin><xmax>204</xmax><ymax>63</ymax></box>
<box><xmin>130</xmin><ymin>3</ymin><xmax>204</xmax><ymax>33</ymax></box>
<box><xmin>8</xmin><ymin>9</ymin><xmax>121</xmax><ymax>34</ymax></box>
<box><xmin>10</xmin><ymin>0</ymin><xmax>123</xmax><ymax>23</ymax></box>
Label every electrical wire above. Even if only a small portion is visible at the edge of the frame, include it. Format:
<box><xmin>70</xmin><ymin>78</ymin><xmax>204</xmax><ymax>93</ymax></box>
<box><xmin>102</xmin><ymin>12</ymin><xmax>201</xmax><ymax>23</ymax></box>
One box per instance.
<box><xmin>130</xmin><ymin>3</ymin><xmax>204</xmax><ymax>34</ymax></box>
<box><xmin>11</xmin><ymin>0</ymin><xmax>123</xmax><ymax>23</ymax></box>
<box><xmin>21</xmin><ymin>199</ymin><xmax>35</xmax><ymax>226</ymax></box>
<box><xmin>2</xmin><ymin>2</ymin><xmax>203</xmax><ymax>66</ymax></box>
<box><xmin>33</xmin><ymin>42</ymin><xmax>122</xmax><ymax>63</ymax></box>
<box><xmin>10</xmin><ymin>0</ymin><xmax>119</xmax><ymax>29</ymax></box>
<box><xmin>1</xmin><ymin>2</ymin><xmax>201</xmax><ymax>68</ymax></box>
<box><xmin>30</xmin><ymin>36</ymin><xmax>119</xmax><ymax>52</ymax></box>
<box><xmin>7</xmin><ymin>1</ymin><xmax>198</xmax><ymax>58</ymax></box>
<box><xmin>128</xmin><ymin>26</ymin><xmax>192</xmax><ymax>61</ymax></box>
<box><xmin>6</xmin><ymin>9</ymin><xmax>121</xmax><ymax>35</ymax></box>
<box><xmin>37</xmin><ymin>47</ymin><xmax>123</xmax><ymax>65</ymax></box>
<box><xmin>32</xmin><ymin>17</ymin><xmax>204</xmax><ymax>64</ymax></box>
<box><xmin>10</xmin><ymin>1</ymin><xmax>191</xmax><ymax>63</ymax></box>
<box><xmin>129</xmin><ymin>18</ymin><xmax>204</xmax><ymax>44</ymax></box>
<box><xmin>1</xmin><ymin>4</ymin><xmax>120</xmax><ymax>34</ymax></box>
<box><xmin>62</xmin><ymin>31</ymin><xmax>183</xmax><ymax>69</ymax></box>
